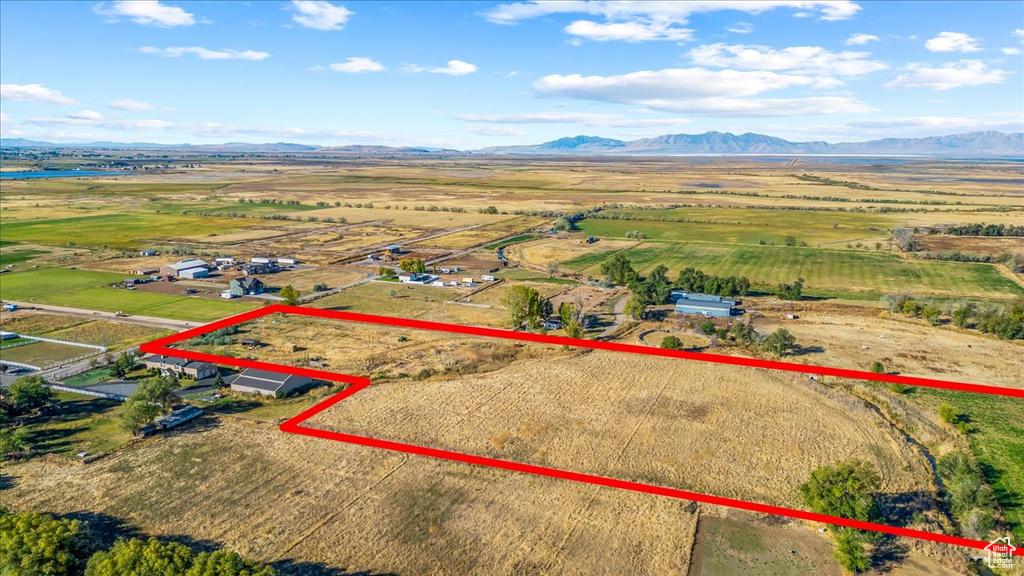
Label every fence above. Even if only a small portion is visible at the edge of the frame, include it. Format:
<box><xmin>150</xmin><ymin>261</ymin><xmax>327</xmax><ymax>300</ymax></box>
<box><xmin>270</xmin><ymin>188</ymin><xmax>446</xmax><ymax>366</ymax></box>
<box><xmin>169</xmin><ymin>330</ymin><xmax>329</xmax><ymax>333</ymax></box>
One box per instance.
<box><xmin>0</xmin><ymin>359</ymin><xmax>41</xmax><ymax>371</ymax></box>
<box><xmin>44</xmin><ymin>383</ymin><xmax>127</xmax><ymax>402</ymax></box>
<box><xmin>12</xmin><ymin>334</ymin><xmax>107</xmax><ymax>352</ymax></box>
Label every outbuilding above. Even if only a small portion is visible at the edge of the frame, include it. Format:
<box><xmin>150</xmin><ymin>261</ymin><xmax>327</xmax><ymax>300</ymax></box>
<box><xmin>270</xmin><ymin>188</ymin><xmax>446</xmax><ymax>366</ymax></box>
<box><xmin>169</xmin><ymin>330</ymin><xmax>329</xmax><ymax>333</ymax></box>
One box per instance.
<box><xmin>671</xmin><ymin>291</ymin><xmax>737</xmax><ymax>317</ymax></box>
<box><xmin>230</xmin><ymin>368</ymin><xmax>312</xmax><ymax>397</ymax></box>
<box><xmin>160</xmin><ymin>259</ymin><xmax>209</xmax><ymax>278</ymax></box>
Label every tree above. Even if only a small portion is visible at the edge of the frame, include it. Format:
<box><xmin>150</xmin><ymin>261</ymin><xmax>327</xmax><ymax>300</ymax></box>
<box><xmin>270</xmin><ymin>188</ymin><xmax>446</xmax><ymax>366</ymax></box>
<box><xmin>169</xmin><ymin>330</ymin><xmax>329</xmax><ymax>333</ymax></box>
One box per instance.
<box><xmin>660</xmin><ymin>336</ymin><xmax>683</xmax><ymax>350</ymax></box>
<box><xmin>775</xmin><ymin>277</ymin><xmax>804</xmax><ymax>301</ymax></box>
<box><xmin>800</xmin><ymin>459</ymin><xmax>881</xmax><ymax>523</ymax></box>
<box><xmin>111</xmin><ymin>351</ymin><xmax>138</xmax><ymax>379</ymax></box>
<box><xmin>312</xmin><ymin>282</ymin><xmax>329</xmax><ymax>293</ymax></box>
<box><xmin>185</xmin><ymin>549</ymin><xmax>277</xmax><ymax>576</ymax></box>
<box><xmin>870</xmin><ymin>361</ymin><xmax>885</xmax><ymax>374</ymax></box>
<box><xmin>377</xmin><ymin>267</ymin><xmax>397</xmax><ymax>279</ymax></box>
<box><xmin>502</xmin><ymin>286</ymin><xmax>551</xmax><ymax>331</ymax></box>
<box><xmin>134</xmin><ymin>376</ymin><xmax>180</xmax><ymax>412</ymax></box>
<box><xmin>0</xmin><ymin>427</ymin><xmax>29</xmax><ymax>459</ymax></box>
<box><xmin>481</xmin><ymin>206</ymin><xmax>498</xmax><ymax>214</ymax></box>
<box><xmin>600</xmin><ymin>254</ymin><xmax>637</xmax><ymax>286</ymax></box>
<box><xmin>883</xmin><ymin>292</ymin><xmax>913</xmax><ymax>313</ymax></box>
<box><xmin>698</xmin><ymin>320</ymin><xmax>716</xmax><ymax>335</ymax></box>
<box><xmin>951</xmin><ymin>303</ymin><xmax>974</xmax><ymax>328</ymax></box>
<box><xmin>546</xmin><ymin>261</ymin><xmax>560</xmax><ymax>278</ymax></box>
<box><xmin>833</xmin><ymin>528</ymin><xmax>871</xmax><ymax>574</ymax></box>
<box><xmin>6</xmin><ymin>375</ymin><xmax>56</xmax><ymax>414</ymax></box>
<box><xmin>0</xmin><ymin>511</ymin><xmax>98</xmax><ymax>576</ymax></box>
<box><xmin>213</xmin><ymin>372</ymin><xmax>225</xmax><ymax>388</ymax></box>
<box><xmin>729</xmin><ymin>321</ymin><xmax>759</xmax><ymax>346</ymax></box>
<box><xmin>398</xmin><ymin>258</ymin><xmax>426</xmax><ymax>273</ymax></box>
<box><xmin>761</xmin><ymin>328</ymin><xmax>796</xmax><ymax>356</ymax></box>
<box><xmin>279</xmin><ymin>285</ymin><xmax>300</xmax><ymax>306</ymax></box>
<box><xmin>892</xmin><ymin>227</ymin><xmax>918</xmax><ymax>252</ymax></box>
<box><xmin>552</xmin><ymin>217</ymin><xmax>572</xmax><ymax>232</ymax></box>
<box><xmin>921</xmin><ymin>306</ymin><xmax>941</xmax><ymax>325</ymax></box>
<box><xmin>85</xmin><ymin>537</ymin><xmax>196</xmax><ymax>576</ymax></box>
<box><xmin>120</xmin><ymin>400</ymin><xmax>161</xmax><ymax>436</ymax></box>
<box><xmin>624</xmin><ymin>296</ymin><xmax>647</xmax><ymax>321</ymax></box>
<box><xmin>646</xmin><ymin>264</ymin><xmax>673</xmax><ymax>304</ymax></box>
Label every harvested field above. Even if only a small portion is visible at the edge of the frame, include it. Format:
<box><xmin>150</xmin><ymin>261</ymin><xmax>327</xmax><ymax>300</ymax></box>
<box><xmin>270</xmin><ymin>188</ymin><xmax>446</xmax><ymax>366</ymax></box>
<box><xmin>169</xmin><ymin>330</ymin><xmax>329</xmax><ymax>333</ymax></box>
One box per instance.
<box><xmin>1</xmin><ymin>417</ymin><xmax>701</xmax><ymax>575</ymax></box>
<box><xmin>304</xmin><ymin>350</ymin><xmax>934</xmax><ymax>513</ymax></box>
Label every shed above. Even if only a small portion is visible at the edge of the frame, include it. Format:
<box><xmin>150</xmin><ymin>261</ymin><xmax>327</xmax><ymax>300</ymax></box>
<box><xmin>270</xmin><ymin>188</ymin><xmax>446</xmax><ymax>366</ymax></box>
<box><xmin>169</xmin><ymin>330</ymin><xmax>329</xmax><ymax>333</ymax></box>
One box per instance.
<box><xmin>278</xmin><ymin>257</ymin><xmax>297</xmax><ymax>265</ymax></box>
<box><xmin>251</xmin><ymin>257</ymin><xmax>272</xmax><ymax>264</ymax></box>
<box><xmin>384</xmin><ymin>245</ymin><xmax>403</xmax><ymax>254</ymax></box>
<box><xmin>230</xmin><ymin>368</ymin><xmax>312</xmax><ymax>397</ymax></box>
<box><xmin>179</xmin><ymin>267</ymin><xmax>209</xmax><ymax>279</ymax></box>
<box><xmin>160</xmin><ymin>259</ymin><xmax>208</xmax><ymax>277</ymax></box>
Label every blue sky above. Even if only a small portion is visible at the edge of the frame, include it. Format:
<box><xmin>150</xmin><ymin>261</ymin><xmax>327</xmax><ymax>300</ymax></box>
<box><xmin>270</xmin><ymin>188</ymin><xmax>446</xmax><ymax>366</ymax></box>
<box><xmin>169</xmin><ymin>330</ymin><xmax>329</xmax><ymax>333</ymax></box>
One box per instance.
<box><xmin>1</xmin><ymin>1</ymin><xmax>1022</xmax><ymax>148</ymax></box>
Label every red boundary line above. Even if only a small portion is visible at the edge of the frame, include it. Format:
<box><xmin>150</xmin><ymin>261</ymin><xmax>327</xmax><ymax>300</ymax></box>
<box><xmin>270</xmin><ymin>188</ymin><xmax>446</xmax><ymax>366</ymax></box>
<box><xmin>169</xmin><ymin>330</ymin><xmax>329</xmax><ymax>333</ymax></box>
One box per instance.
<box><xmin>140</xmin><ymin>303</ymin><xmax>1023</xmax><ymax>556</ymax></box>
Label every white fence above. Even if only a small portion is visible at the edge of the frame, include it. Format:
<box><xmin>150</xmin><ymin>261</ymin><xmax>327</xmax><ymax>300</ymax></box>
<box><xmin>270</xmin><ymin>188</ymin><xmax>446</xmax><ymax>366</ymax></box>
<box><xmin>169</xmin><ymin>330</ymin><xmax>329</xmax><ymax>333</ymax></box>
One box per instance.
<box><xmin>15</xmin><ymin>334</ymin><xmax>108</xmax><ymax>352</ymax></box>
<box><xmin>45</xmin><ymin>383</ymin><xmax>127</xmax><ymax>402</ymax></box>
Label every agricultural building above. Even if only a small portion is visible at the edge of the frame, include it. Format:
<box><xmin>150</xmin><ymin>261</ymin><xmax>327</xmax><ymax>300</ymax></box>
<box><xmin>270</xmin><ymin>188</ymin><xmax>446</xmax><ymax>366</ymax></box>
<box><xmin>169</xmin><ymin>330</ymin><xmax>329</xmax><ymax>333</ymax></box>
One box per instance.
<box><xmin>230</xmin><ymin>368</ymin><xmax>312</xmax><ymax>397</ymax></box>
<box><xmin>671</xmin><ymin>291</ymin><xmax>737</xmax><ymax>318</ymax></box>
<box><xmin>160</xmin><ymin>259</ymin><xmax>209</xmax><ymax>278</ymax></box>
<box><xmin>229</xmin><ymin>277</ymin><xmax>265</xmax><ymax>296</ymax></box>
<box><xmin>384</xmin><ymin>245</ymin><xmax>403</xmax><ymax>254</ymax></box>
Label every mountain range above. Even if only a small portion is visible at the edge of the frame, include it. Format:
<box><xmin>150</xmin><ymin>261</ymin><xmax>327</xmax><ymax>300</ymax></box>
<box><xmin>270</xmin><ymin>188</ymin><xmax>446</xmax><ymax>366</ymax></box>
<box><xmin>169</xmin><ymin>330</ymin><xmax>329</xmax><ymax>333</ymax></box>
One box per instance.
<box><xmin>2</xmin><ymin>131</ymin><xmax>1021</xmax><ymax>156</ymax></box>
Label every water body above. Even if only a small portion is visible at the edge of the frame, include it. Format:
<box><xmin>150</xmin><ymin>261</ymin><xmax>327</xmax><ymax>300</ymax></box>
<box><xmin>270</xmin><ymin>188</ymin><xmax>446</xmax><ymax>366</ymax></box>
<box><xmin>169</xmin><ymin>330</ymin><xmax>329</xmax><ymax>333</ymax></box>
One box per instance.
<box><xmin>0</xmin><ymin>170</ymin><xmax>133</xmax><ymax>179</ymax></box>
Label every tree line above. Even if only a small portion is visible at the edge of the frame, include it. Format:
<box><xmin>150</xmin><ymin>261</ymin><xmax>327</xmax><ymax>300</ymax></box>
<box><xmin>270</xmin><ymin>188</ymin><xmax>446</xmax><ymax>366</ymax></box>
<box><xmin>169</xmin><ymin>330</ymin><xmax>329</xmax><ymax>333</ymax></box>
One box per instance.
<box><xmin>930</xmin><ymin>223</ymin><xmax>1024</xmax><ymax>237</ymax></box>
<box><xmin>0</xmin><ymin>510</ymin><xmax>276</xmax><ymax>576</ymax></box>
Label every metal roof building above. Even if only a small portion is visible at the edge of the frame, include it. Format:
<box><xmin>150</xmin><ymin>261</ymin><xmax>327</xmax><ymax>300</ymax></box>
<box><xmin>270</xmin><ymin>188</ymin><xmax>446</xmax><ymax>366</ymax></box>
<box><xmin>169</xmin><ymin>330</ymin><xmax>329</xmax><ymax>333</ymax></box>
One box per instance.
<box><xmin>672</xmin><ymin>291</ymin><xmax>737</xmax><ymax>317</ymax></box>
<box><xmin>230</xmin><ymin>368</ymin><xmax>312</xmax><ymax>397</ymax></box>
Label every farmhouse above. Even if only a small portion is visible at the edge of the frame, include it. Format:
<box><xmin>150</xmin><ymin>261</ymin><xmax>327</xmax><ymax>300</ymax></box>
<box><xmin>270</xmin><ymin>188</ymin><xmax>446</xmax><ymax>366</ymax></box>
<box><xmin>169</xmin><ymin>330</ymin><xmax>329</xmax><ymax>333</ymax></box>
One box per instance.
<box><xmin>160</xmin><ymin>259</ymin><xmax>209</xmax><ymax>279</ymax></box>
<box><xmin>142</xmin><ymin>354</ymin><xmax>218</xmax><ymax>380</ymax></box>
<box><xmin>229</xmin><ymin>277</ymin><xmax>264</xmax><ymax>296</ymax></box>
<box><xmin>671</xmin><ymin>291</ymin><xmax>737</xmax><ymax>317</ymax></box>
<box><xmin>230</xmin><ymin>368</ymin><xmax>312</xmax><ymax>397</ymax></box>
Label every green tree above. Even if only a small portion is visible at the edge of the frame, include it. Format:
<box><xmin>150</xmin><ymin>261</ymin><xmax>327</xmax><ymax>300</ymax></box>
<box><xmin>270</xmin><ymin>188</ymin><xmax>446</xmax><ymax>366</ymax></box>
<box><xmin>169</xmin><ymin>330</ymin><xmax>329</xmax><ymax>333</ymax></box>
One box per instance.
<box><xmin>600</xmin><ymin>254</ymin><xmax>638</xmax><ymax>286</ymax></box>
<box><xmin>214</xmin><ymin>372</ymin><xmax>225</xmax><ymax>388</ymax></box>
<box><xmin>481</xmin><ymin>206</ymin><xmax>498</xmax><ymax>215</ymax></box>
<box><xmin>624</xmin><ymin>296</ymin><xmax>647</xmax><ymax>321</ymax></box>
<box><xmin>729</xmin><ymin>321</ymin><xmax>759</xmax><ymax>346</ymax></box>
<box><xmin>0</xmin><ymin>511</ymin><xmax>98</xmax><ymax>576</ymax></box>
<box><xmin>660</xmin><ymin>336</ymin><xmax>683</xmax><ymax>350</ymax></box>
<box><xmin>279</xmin><ymin>285</ymin><xmax>300</xmax><ymax>306</ymax></box>
<box><xmin>312</xmin><ymin>282</ymin><xmax>328</xmax><ymax>293</ymax></box>
<box><xmin>398</xmin><ymin>258</ymin><xmax>426</xmax><ymax>273</ymax></box>
<box><xmin>185</xmin><ymin>550</ymin><xmax>277</xmax><ymax>576</ymax></box>
<box><xmin>133</xmin><ymin>376</ymin><xmax>180</xmax><ymax>412</ymax></box>
<box><xmin>833</xmin><ymin>528</ymin><xmax>871</xmax><ymax>574</ymax></box>
<box><xmin>502</xmin><ymin>286</ymin><xmax>552</xmax><ymax>331</ymax></box>
<box><xmin>698</xmin><ymin>320</ymin><xmax>716</xmax><ymax>335</ymax></box>
<box><xmin>6</xmin><ymin>375</ymin><xmax>56</xmax><ymax>414</ymax></box>
<box><xmin>111</xmin><ymin>351</ymin><xmax>138</xmax><ymax>379</ymax></box>
<box><xmin>85</xmin><ymin>538</ymin><xmax>195</xmax><ymax>576</ymax></box>
<box><xmin>377</xmin><ymin>267</ymin><xmax>397</xmax><ymax>279</ymax></box>
<box><xmin>552</xmin><ymin>217</ymin><xmax>572</xmax><ymax>232</ymax></box>
<box><xmin>0</xmin><ymin>427</ymin><xmax>29</xmax><ymax>459</ymax></box>
<box><xmin>870</xmin><ymin>361</ymin><xmax>885</xmax><ymax>374</ymax></box>
<box><xmin>775</xmin><ymin>277</ymin><xmax>804</xmax><ymax>301</ymax></box>
<box><xmin>951</xmin><ymin>303</ymin><xmax>974</xmax><ymax>328</ymax></box>
<box><xmin>761</xmin><ymin>328</ymin><xmax>797</xmax><ymax>356</ymax></box>
<box><xmin>800</xmin><ymin>459</ymin><xmax>881</xmax><ymax>523</ymax></box>
<box><xmin>119</xmin><ymin>400</ymin><xmax>161</xmax><ymax>436</ymax></box>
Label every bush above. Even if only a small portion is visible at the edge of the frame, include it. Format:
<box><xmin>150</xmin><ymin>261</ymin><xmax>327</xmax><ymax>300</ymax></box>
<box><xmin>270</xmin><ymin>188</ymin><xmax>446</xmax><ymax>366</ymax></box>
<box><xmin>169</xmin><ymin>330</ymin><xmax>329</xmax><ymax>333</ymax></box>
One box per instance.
<box><xmin>660</xmin><ymin>336</ymin><xmax>683</xmax><ymax>350</ymax></box>
<box><xmin>761</xmin><ymin>328</ymin><xmax>796</xmax><ymax>356</ymax></box>
<box><xmin>698</xmin><ymin>320</ymin><xmax>716</xmax><ymax>335</ymax></box>
<box><xmin>870</xmin><ymin>361</ymin><xmax>885</xmax><ymax>374</ymax></box>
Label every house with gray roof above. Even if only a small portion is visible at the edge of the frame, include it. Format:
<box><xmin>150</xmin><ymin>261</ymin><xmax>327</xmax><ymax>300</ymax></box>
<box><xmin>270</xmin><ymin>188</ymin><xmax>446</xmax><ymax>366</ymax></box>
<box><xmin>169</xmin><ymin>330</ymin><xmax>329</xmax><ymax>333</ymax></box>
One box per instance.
<box><xmin>230</xmin><ymin>368</ymin><xmax>312</xmax><ymax>397</ymax></box>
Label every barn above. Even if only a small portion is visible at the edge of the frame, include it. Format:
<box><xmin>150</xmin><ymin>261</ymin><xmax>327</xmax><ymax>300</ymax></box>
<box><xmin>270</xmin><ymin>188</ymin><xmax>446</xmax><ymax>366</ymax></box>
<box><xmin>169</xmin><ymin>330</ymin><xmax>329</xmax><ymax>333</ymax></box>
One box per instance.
<box><xmin>160</xmin><ymin>259</ymin><xmax>209</xmax><ymax>278</ymax></box>
<box><xmin>671</xmin><ymin>291</ymin><xmax>737</xmax><ymax>317</ymax></box>
<box><xmin>230</xmin><ymin>368</ymin><xmax>312</xmax><ymax>397</ymax></box>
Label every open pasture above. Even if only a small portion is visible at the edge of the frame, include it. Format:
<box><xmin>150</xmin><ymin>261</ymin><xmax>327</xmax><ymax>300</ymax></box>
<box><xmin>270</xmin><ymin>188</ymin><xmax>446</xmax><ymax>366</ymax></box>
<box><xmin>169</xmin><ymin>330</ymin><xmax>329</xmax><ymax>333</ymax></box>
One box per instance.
<box><xmin>0</xmin><ymin>268</ymin><xmax>258</xmax><ymax>321</ymax></box>
<box><xmin>559</xmin><ymin>240</ymin><xmax>1024</xmax><ymax>299</ymax></box>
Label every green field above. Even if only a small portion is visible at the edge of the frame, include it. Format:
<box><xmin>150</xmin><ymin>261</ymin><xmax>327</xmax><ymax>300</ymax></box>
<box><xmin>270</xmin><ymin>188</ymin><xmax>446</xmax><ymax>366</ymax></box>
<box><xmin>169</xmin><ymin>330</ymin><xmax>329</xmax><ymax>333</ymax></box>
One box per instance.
<box><xmin>23</xmin><ymin>393</ymin><xmax>134</xmax><ymax>459</ymax></box>
<box><xmin>0</xmin><ymin>213</ymin><xmax>262</xmax><ymax>248</ymax></box>
<box><xmin>0</xmin><ymin>247</ymin><xmax>49</xmax><ymax>266</ymax></box>
<box><xmin>0</xmin><ymin>268</ymin><xmax>258</xmax><ymax>321</ymax></box>
<box><xmin>563</xmin><ymin>241</ymin><xmax>1024</xmax><ymax>299</ymax></box>
<box><xmin>483</xmin><ymin>234</ymin><xmax>541</xmax><ymax>250</ymax></box>
<box><xmin>909</xmin><ymin>388</ymin><xmax>1024</xmax><ymax>541</ymax></box>
<box><xmin>577</xmin><ymin>209</ymin><xmax>894</xmax><ymax>247</ymax></box>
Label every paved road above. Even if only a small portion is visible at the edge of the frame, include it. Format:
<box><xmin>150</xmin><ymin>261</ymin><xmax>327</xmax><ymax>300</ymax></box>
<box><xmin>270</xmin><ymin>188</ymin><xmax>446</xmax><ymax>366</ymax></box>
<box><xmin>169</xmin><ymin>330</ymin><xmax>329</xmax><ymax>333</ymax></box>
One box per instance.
<box><xmin>4</xmin><ymin>301</ymin><xmax>197</xmax><ymax>332</ymax></box>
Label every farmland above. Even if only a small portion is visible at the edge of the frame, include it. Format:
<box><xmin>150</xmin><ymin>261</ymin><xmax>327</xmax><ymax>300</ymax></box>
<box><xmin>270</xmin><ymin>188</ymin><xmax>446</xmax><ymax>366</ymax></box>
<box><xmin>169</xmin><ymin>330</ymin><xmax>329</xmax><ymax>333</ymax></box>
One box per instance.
<box><xmin>1</xmin><ymin>153</ymin><xmax>1021</xmax><ymax>575</ymax></box>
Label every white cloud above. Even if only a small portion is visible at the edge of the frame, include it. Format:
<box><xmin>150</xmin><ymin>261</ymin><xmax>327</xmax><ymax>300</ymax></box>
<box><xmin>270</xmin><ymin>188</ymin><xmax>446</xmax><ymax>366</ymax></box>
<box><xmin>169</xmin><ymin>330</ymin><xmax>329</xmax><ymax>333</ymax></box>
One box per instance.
<box><xmin>726</xmin><ymin>22</ymin><xmax>753</xmax><ymax>34</ymax></box>
<box><xmin>457</xmin><ymin>111</ymin><xmax>692</xmax><ymax>128</ymax></box>
<box><xmin>93</xmin><ymin>0</ymin><xmax>195</xmax><ymax>27</ymax></box>
<box><xmin>925</xmin><ymin>31</ymin><xmax>982</xmax><ymax>53</ymax></box>
<box><xmin>291</xmin><ymin>0</ymin><xmax>352</xmax><ymax>31</ymax></box>
<box><xmin>688</xmin><ymin>43</ymin><xmax>887</xmax><ymax>76</ymax></box>
<box><xmin>885</xmin><ymin>60</ymin><xmax>1008</xmax><ymax>90</ymax></box>
<box><xmin>469</xmin><ymin>126</ymin><xmax>527</xmax><ymax>136</ymax></box>
<box><xmin>1015</xmin><ymin>29</ymin><xmax>1024</xmax><ymax>38</ymax></box>
<box><xmin>68</xmin><ymin>110</ymin><xmax>104</xmax><ymax>121</ymax></box>
<box><xmin>326</xmin><ymin>57</ymin><xmax>385</xmax><ymax>73</ymax></box>
<box><xmin>0</xmin><ymin>84</ymin><xmax>75</xmax><ymax>105</ymax></box>
<box><xmin>26</xmin><ymin>111</ymin><xmax>174</xmax><ymax>130</ymax></box>
<box><xmin>532</xmin><ymin>68</ymin><xmax>874</xmax><ymax>116</ymax></box>
<box><xmin>110</xmin><ymin>98</ymin><xmax>156</xmax><ymax>111</ymax></box>
<box><xmin>1002</xmin><ymin>47</ymin><xmax>1022</xmax><ymax>55</ymax></box>
<box><xmin>406</xmin><ymin>60</ymin><xmax>477</xmax><ymax>75</ymax></box>
<box><xmin>140</xmin><ymin>46</ymin><xmax>270</xmax><ymax>60</ymax></box>
<box><xmin>484</xmin><ymin>1</ymin><xmax>861</xmax><ymax>43</ymax></box>
<box><xmin>846</xmin><ymin>113</ymin><xmax>1024</xmax><ymax>133</ymax></box>
<box><xmin>563</xmin><ymin>20</ymin><xmax>692</xmax><ymax>42</ymax></box>
<box><xmin>845</xmin><ymin>33</ymin><xmax>879</xmax><ymax>46</ymax></box>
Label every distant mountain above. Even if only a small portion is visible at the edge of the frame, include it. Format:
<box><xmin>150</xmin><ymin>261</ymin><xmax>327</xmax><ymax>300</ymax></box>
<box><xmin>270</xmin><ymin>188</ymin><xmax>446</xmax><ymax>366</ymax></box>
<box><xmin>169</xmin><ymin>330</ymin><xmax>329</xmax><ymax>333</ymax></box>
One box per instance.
<box><xmin>480</xmin><ymin>131</ymin><xmax>1024</xmax><ymax>157</ymax></box>
<box><xmin>3</xmin><ymin>131</ymin><xmax>1020</xmax><ymax>156</ymax></box>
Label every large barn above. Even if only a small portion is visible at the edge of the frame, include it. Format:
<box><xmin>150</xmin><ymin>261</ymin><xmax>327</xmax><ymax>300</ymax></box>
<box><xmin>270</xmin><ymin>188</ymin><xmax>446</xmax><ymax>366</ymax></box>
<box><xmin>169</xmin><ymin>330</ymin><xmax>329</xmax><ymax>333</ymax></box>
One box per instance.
<box><xmin>230</xmin><ymin>368</ymin><xmax>312</xmax><ymax>397</ymax></box>
<box><xmin>671</xmin><ymin>291</ymin><xmax>737</xmax><ymax>317</ymax></box>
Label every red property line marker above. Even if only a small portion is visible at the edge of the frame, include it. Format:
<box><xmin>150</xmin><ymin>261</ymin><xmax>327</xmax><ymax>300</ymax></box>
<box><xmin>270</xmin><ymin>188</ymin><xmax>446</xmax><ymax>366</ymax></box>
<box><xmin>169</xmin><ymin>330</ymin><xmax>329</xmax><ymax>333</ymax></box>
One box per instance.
<box><xmin>140</xmin><ymin>304</ymin><xmax>1024</xmax><ymax>556</ymax></box>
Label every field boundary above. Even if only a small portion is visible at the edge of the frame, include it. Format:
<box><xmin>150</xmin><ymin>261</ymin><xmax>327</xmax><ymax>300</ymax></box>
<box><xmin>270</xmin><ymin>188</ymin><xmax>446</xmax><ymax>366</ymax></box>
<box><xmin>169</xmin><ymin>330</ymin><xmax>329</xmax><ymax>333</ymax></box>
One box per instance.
<box><xmin>140</xmin><ymin>303</ymin><xmax>1024</xmax><ymax>556</ymax></box>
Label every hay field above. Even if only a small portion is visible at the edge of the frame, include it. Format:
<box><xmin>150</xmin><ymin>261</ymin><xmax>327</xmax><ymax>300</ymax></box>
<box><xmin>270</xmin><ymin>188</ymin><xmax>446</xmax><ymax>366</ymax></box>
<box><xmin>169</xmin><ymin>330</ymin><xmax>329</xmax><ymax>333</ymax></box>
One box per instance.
<box><xmin>307</xmin><ymin>351</ymin><xmax>934</xmax><ymax>512</ymax></box>
<box><xmin>1</xmin><ymin>417</ymin><xmax>700</xmax><ymax>575</ymax></box>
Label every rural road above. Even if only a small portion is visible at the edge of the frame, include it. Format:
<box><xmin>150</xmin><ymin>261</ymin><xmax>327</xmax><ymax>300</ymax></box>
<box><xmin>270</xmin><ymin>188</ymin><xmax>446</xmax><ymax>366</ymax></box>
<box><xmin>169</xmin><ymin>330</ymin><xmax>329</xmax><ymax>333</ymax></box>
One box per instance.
<box><xmin>298</xmin><ymin>270</ymin><xmax>374</xmax><ymax>303</ymax></box>
<box><xmin>598</xmin><ymin>294</ymin><xmax>629</xmax><ymax>339</ymax></box>
<box><xmin>4</xmin><ymin>301</ymin><xmax>197</xmax><ymax>332</ymax></box>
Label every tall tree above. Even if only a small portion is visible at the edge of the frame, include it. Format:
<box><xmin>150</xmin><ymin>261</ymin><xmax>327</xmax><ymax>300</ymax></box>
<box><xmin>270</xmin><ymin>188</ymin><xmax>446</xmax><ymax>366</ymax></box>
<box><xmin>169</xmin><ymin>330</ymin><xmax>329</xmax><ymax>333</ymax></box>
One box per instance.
<box><xmin>279</xmin><ymin>285</ymin><xmax>300</xmax><ymax>306</ymax></box>
<box><xmin>6</xmin><ymin>375</ymin><xmax>56</xmax><ymax>414</ymax></box>
<box><xmin>0</xmin><ymin>511</ymin><xmax>99</xmax><ymax>576</ymax></box>
<box><xmin>502</xmin><ymin>286</ymin><xmax>552</xmax><ymax>331</ymax></box>
<box><xmin>600</xmin><ymin>254</ymin><xmax>638</xmax><ymax>286</ymax></box>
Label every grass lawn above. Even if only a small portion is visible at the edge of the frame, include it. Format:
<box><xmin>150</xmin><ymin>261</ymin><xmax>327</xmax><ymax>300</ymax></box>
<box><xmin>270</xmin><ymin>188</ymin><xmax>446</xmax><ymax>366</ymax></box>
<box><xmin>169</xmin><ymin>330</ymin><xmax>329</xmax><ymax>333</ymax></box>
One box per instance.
<box><xmin>0</xmin><ymin>268</ymin><xmax>259</xmax><ymax>321</ymax></box>
<box><xmin>0</xmin><ymin>248</ymin><xmax>49</xmax><ymax>266</ymax></box>
<box><xmin>22</xmin><ymin>394</ymin><xmax>133</xmax><ymax>458</ymax></box>
<box><xmin>62</xmin><ymin>367</ymin><xmax>116</xmax><ymax>387</ymax></box>
<box><xmin>0</xmin><ymin>212</ymin><xmax>259</xmax><ymax>248</ymax></box>
<box><xmin>563</xmin><ymin>242</ymin><xmax>1024</xmax><ymax>299</ymax></box>
<box><xmin>908</xmin><ymin>388</ymin><xmax>1024</xmax><ymax>541</ymax></box>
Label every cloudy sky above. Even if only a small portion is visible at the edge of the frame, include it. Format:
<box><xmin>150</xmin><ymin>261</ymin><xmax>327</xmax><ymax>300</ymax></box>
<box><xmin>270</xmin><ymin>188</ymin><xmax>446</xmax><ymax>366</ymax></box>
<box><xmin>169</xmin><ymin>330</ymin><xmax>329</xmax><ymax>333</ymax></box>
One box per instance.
<box><xmin>1</xmin><ymin>0</ymin><xmax>1022</xmax><ymax>147</ymax></box>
